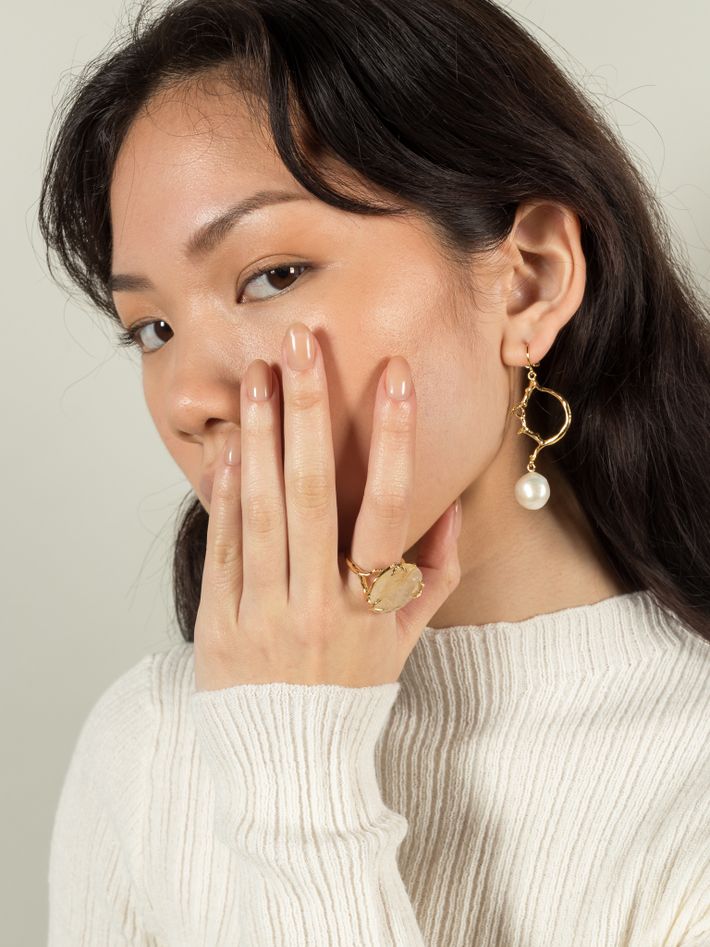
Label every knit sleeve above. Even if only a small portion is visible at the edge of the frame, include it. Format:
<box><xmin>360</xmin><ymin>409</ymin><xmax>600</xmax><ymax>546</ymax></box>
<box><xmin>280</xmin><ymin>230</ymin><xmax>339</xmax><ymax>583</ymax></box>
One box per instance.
<box><xmin>47</xmin><ymin>655</ymin><xmax>162</xmax><ymax>947</ymax></box>
<box><xmin>189</xmin><ymin>680</ymin><xmax>426</xmax><ymax>946</ymax></box>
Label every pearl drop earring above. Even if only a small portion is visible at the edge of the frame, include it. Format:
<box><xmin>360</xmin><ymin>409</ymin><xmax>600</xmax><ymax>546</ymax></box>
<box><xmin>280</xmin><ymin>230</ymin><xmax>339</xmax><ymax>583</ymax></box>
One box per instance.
<box><xmin>510</xmin><ymin>343</ymin><xmax>572</xmax><ymax>509</ymax></box>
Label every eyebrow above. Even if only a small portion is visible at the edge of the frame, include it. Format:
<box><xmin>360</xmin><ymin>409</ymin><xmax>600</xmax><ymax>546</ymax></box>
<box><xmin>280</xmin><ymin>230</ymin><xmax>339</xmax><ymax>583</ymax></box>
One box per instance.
<box><xmin>109</xmin><ymin>189</ymin><xmax>312</xmax><ymax>293</ymax></box>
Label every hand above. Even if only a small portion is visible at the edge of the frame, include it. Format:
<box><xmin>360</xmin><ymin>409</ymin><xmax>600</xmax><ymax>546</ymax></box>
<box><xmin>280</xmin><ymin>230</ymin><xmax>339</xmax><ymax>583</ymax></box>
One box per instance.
<box><xmin>194</xmin><ymin>321</ymin><xmax>462</xmax><ymax>692</ymax></box>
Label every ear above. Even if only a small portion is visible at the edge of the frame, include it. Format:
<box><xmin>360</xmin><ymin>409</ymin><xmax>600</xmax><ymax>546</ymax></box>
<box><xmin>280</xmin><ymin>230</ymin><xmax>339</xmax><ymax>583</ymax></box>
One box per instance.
<box><xmin>498</xmin><ymin>201</ymin><xmax>586</xmax><ymax>367</ymax></box>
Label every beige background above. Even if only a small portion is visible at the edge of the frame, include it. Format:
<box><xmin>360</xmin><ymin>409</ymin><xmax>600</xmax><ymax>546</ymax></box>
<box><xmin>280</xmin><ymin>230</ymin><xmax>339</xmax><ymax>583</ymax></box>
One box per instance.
<box><xmin>1</xmin><ymin>0</ymin><xmax>708</xmax><ymax>942</ymax></box>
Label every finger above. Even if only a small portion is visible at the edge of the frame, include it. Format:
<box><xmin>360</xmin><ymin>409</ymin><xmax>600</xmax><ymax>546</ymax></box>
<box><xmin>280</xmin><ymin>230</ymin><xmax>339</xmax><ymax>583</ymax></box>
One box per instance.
<box><xmin>344</xmin><ymin>356</ymin><xmax>416</xmax><ymax>611</ymax></box>
<box><xmin>280</xmin><ymin>322</ymin><xmax>339</xmax><ymax>599</ymax></box>
<box><xmin>394</xmin><ymin>499</ymin><xmax>461</xmax><ymax>639</ymax></box>
<box><xmin>240</xmin><ymin>358</ymin><xmax>289</xmax><ymax>608</ymax></box>
<box><xmin>200</xmin><ymin>428</ymin><xmax>245</xmax><ymax>620</ymax></box>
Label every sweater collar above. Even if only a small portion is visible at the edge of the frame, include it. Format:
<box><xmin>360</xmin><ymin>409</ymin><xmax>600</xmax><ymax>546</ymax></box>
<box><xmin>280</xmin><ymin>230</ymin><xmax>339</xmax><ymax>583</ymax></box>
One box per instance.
<box><xmin>400</xmin><ymin>590</ymin><xmax>689</xmax><ymax>701</ymax></box>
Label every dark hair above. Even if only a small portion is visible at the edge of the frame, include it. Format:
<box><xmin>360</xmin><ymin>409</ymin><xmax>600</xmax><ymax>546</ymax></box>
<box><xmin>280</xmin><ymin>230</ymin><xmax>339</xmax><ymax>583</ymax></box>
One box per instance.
<box><xmin>38</xmin><ymin>0</ymin><xmax>710</xmax><ymax>644</ymax></box>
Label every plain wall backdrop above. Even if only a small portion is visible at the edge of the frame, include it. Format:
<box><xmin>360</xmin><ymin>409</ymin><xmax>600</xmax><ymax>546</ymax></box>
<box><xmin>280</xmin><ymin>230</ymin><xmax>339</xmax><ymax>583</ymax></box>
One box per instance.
<box><xmin>1</xmin><ymin>0</ymin><xmax>708</xmax><ymax>942</ymax></box>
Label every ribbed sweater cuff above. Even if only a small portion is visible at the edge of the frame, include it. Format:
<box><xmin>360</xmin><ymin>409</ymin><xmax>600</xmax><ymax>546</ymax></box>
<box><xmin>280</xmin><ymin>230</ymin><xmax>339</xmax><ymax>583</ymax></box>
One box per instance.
<box><xmin>189</xmin><ymin>681</ymin><xmax>404</xmax><ymax>860</ymax></box>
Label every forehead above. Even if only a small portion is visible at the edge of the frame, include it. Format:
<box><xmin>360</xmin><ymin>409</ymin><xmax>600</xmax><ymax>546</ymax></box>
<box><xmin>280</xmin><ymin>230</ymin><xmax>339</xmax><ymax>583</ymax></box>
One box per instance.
<box><xmin>108</xmin><ymin>74</ymin><xmax>442</xmax><ymax>281</ymax></box>
<box><xmin>116</xmin><ymin>78</ymin><xmax>279</xmax><ymax>174</ymax></box>
<box><xmin>110</xmin><ymin>78</ymin><xmax>307</xmax><ymax>242</ymax></box>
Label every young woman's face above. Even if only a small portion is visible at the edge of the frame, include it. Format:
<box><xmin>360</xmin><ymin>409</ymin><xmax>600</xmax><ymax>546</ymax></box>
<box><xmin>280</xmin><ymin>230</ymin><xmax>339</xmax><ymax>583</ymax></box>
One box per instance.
<box><xmin>109</xmin><ymin>77</ymin><xmax>566</xmax><ymax>601</ymax></box>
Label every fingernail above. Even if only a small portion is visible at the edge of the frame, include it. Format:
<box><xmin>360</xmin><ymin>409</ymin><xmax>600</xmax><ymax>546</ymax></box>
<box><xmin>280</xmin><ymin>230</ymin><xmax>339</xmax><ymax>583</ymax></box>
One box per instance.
<box><xmin>286</xmin><ymin>322</ymin><xmax>316</xmax><ymax>372</ymax></box>
<box><xmin>224</xmin><ymin>429</ymin><xmax>241</xmax><ymax>466</ymax></box>
<box><xmin>245</xmin><ymin>359</ymin><xmax>273</xmax><ymax>402</ymax></box>
<box><xmin>452</xmin><ymin>497</ymin><xmax>462</xmax><ymax>538</ymax></box>
<box><xmin>385</xmin><ymin>356</ymin><xmax>412</xmax><ymax>401</ymax></box>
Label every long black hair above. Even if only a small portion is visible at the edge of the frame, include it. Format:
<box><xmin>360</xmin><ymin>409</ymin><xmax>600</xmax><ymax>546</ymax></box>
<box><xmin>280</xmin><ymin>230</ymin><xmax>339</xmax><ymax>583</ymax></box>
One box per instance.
<box><xmin>38</xmin><ymin>0</ymin><xmax>710</xmax><ymax>643</ymax></box>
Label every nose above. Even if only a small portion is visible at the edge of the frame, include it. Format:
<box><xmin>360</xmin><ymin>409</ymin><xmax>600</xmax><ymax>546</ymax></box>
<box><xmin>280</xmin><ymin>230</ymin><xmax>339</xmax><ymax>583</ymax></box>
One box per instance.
<box><xmin>163</xmin><ymin>320</ymin><xmax>245</xmax><ymax>446</ymax></box>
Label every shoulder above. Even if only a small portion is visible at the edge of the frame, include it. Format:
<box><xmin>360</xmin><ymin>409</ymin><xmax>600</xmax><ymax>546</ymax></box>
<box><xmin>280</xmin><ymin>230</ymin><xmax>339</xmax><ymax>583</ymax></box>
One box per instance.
<box><xmin>51</xmin><ymin>642</ymin><xmax>195</xmax><ymax>885</ymax></box>
<box><xmin>86</xmin><ymin>641</ymin><xmax>193</xmax><ymax>718</ymax></box>
<box><xmin>648</xmin><ymin>594</ymin><xmax>709</xmax><ymax>701</ymax></box>
<box><xmin>49</xmin><ymin>645</ymin><xmax>194</xmax><ymax>940</ymax></box>
<box><xmin>618</xmin><ymin>589</ymin><xmax>710</xmax><ymax>693</ymax></box>
<box><xmin>624</xmin><ymin>594</ymin><xmax>710</xmax><ymax>748</ymax></box>
<box><xmin>62</xmin><ymin>642</ymin><xmax>195</xmax><ymax>798</ymax></box>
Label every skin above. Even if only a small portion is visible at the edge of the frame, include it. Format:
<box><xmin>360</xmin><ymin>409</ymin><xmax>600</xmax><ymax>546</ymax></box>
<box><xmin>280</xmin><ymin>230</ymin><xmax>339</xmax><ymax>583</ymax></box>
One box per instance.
<box><xmin>110</xmin><ymin>75</ymin><xmax>626</xmax><ymax>631</ymax></box>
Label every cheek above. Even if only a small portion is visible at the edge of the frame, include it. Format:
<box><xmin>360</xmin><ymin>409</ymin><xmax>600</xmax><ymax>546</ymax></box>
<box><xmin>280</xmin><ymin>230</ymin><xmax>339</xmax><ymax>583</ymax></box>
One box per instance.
<box><xmin>326</xmin><ymin>338</ymin><xmax>503</xmax><ymax>540</ymax></box>
<box><xmin>406</xmin><ymin>363</ymin><xmax>509</xmax><ymax>542</ymax></box>
<box><xmin>143</xmin><ymin>385</ymin><xmax>171</xmax><ymax>457</ymax></box>
<box><xmin>142</xmin><ymin>376</ymin><xmax>195</xmax><ymax>485</ymax></box>
<box><xmin>142</xmin><ymin>372</ymin><xmax>162</xmax><ymax>430</ymax></box>
<box><xmin>412</xmin><ymin>367</ymin><xmax>478</xmax><ymax>492</ymax></box>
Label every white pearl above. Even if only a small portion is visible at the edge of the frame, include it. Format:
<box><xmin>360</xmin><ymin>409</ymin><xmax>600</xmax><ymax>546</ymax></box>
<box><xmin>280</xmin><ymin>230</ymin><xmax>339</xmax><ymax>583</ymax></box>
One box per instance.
<box><xmin>514</xmin><ymin>471</ymin><xmax>550</xmax><ymax>509</ymax></box>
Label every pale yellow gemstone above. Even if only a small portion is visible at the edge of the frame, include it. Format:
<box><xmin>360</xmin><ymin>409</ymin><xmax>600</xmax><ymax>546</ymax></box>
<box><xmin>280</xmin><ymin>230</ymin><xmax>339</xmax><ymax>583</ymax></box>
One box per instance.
<box><xmin>369</xmin><ymin>562</ymin><xmax>424</xmax><ymax>612</ymax></box>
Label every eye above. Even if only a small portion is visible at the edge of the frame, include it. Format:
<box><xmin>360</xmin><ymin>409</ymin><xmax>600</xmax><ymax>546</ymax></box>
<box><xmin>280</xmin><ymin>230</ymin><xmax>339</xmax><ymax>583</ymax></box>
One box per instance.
<box><xmin>115</xmin><ymin>262</ymin><xmax>311</xmax><ymax>355</ymax></box>
<box><xmin>115</xmin><ymin>319</ymin><xmax>173</xmax><ymax>355</ymax></box>
<box><xmin>238</xmin><ymin>262</ymin><xmax>311</xmax><ymax>303</ymax></box>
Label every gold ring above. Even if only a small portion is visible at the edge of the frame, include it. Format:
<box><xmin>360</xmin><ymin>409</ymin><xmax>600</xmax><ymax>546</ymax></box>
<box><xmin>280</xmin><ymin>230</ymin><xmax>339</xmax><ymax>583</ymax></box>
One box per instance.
<box><xmin>345</xmin><ymin>555</ymin><xmax>424</xmax><ymax>613</ymax></box>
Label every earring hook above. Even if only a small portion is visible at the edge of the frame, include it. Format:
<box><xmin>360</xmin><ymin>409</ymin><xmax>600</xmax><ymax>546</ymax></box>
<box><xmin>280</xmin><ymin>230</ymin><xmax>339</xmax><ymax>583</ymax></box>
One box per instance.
<box><xmin>525</xmin><ymin>342</ymin><xmax>540</xmax><ymax>370</ymax></box>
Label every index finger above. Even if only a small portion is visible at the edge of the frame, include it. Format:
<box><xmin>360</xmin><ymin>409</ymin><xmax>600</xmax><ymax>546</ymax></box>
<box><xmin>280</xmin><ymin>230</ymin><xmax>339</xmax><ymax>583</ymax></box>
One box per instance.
<box><xmin>280</xmin><ymin>322</ymin><xmax>339</xmax><ymax>600</ymax></box>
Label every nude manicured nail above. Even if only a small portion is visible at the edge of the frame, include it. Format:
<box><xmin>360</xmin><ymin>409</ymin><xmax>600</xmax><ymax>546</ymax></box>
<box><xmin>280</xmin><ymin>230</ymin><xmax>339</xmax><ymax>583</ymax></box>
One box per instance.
<box><xmin>224</xmin><ymin>430</ymin><xmax>241</xmax><ymax>466</ymax></box>
<box><xmin>245</xmin><ymin>359</ymin><xmax>273</xmax><ymax>402</ymax></box>
<box><xmin>286</xmin><ymin>323</ymin><xmax>316</xmax><ymax>372</ymax></box>
<box><xmin>385</xmin><ymin>356</ymin><xmax>412</xmax><ymax>401</ymax></box>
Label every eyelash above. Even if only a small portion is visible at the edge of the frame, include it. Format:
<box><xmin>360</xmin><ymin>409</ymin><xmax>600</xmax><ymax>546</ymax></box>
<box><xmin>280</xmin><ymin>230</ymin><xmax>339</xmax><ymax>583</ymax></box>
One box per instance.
<box><xmin>115</xmin><ymin>261</ymin><xmax>311</xmax><ymax>354</ymax></box>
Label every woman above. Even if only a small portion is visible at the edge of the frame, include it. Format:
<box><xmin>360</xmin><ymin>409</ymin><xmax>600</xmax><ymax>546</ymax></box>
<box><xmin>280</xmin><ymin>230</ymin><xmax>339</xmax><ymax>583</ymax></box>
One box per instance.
<box><xmin>40</xmin><ymin>0</ymin><xmax>709</xmax><ymax>943</ymax></box>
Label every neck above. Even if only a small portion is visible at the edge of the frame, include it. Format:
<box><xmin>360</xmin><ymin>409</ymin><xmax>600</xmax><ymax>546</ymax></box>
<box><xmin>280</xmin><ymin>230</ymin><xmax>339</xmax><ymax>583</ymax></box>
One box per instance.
<box><xmin>408</xmin><ymin>430</ymin><xmax>628</xmax><ymax>630</ymax></box>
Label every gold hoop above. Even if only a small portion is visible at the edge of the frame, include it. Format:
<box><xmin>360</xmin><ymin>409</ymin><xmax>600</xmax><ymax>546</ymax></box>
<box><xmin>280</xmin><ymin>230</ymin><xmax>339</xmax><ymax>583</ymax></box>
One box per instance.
<box><xmin>509</xmin><ymin>343</ymin><xmax>572</xmax><ymax>472</ymax></box>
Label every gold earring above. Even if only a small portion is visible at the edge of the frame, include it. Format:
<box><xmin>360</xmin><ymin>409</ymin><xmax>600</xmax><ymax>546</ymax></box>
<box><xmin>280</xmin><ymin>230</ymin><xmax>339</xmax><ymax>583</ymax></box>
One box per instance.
<box><xmin>509</xmin><ymin>343</ymin><xmax>572</xmax><ymax>509</ymax></box>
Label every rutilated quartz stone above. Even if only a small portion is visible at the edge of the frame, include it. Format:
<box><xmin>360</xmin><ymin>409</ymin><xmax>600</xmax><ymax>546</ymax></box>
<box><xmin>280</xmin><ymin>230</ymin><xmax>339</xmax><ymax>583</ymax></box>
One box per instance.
<box><xmin>367</xmin><ymin>561</ymin><xmax>424</xmax><ymax>612</ymax></box>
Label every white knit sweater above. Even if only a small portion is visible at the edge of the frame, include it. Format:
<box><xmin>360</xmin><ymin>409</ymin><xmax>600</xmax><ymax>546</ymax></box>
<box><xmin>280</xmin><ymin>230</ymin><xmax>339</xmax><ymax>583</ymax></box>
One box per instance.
<box><xmin>47</xmin><ymin>590</ymin><xmax>710</xmax><ymax>946</ymax></box>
